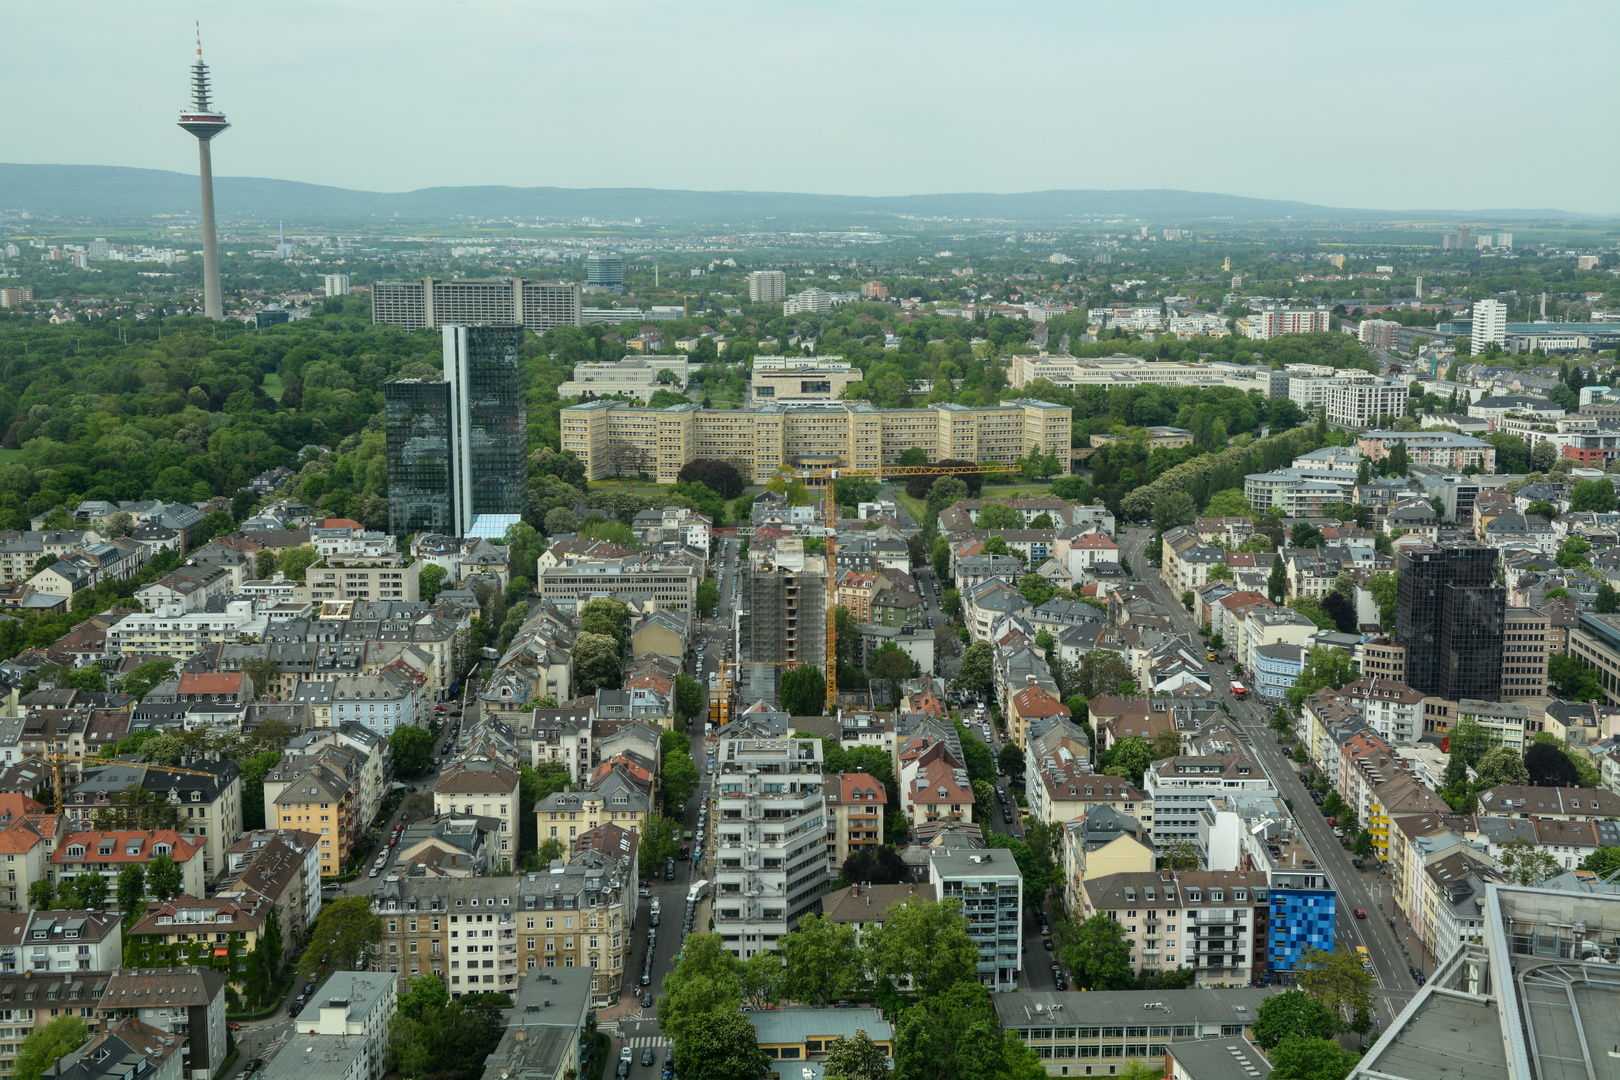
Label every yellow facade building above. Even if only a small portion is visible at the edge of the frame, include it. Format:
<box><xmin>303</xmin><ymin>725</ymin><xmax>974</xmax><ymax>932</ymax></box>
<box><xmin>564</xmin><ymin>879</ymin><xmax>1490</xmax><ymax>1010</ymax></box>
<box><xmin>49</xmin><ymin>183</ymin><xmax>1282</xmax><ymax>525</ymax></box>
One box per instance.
<box><xmin>561</xmin><ymin>399</ymin><xmax>1072</xmax><ymax>483</ymax></box>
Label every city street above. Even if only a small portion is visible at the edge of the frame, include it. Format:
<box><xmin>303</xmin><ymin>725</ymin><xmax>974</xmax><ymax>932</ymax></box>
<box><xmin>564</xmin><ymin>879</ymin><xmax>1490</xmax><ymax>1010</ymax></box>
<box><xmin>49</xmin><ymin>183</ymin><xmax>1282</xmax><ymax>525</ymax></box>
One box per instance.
<box><xmin>1117</xmin><ymin>526</ymin><xmax>1419</xmax><ymax>1023</ymax></box>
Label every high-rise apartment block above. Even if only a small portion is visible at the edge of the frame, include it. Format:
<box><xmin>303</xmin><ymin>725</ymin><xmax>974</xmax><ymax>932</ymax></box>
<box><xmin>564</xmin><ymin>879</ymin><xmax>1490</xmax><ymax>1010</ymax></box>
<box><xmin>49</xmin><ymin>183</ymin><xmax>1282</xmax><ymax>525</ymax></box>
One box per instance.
<box><xmin>748</xmin><ymin>270</ymin><xmax>787</xmax><ymax>303</ymax></box>
<box><xmin>784</xmin><ymin>288</ymin><xmax>832</xmax><ymax>315</ymax></box>
<box><xmin>1471</xmin><ymin>299</ymin><xmax>1507</xmax><ymax>353</ymax></box>
<box><xmin>0</xmin><ymin>287</ymin><xmax>34</xmax><ymax>308</ymax></box>
<box><xmin>324</xmin><ymin>273</ymin><xmax>350</xmax><ymax>297</ymax></box>
<box><xmin>1442</xmin><ymin>227</ymin><xmax>1472</xmax><ymax>250</ymax></box>
<box><xmin>738</xmin><ymin>540</ymin><xmax>827</xmax><ymax>707</ymax></box>
<box><xmin>1501</xmin><ymin>606</ymin><xmax>1548</xmax><ymax>699</ymax></box>
<box><xmin>586</xmin><ymin>251</ymin><xmax>624</xmax><ymax>292</ymax></box>
<box><xmin>1358</xmin><ymin>319</ymin><xmax>1401</xmax><ymax>351</ymax></box>
<box><xmin>383</xmin><ymin>324</ymin><xmax>527</xmax><ymax>537</ymax></box>
<box><xmin>1396</xmin><ymin>542</ymin><xmax>1504</xmax><ymax>700</ymax></box>
<box><xmin>1245</xmin><ymin>304</ymin><xmax>1332</xmax><ymax>340</ymax></box>
<box><xmin>928</xmin><ymin>848</ymin><xmax>1022</xmax><ymax>992</ymax></box>
<box><xmin>560</xmin><ymin>398</ymin><xmax>1071</xmax><ymax>485</ymax></box>
<box><xmin>712</xmin><ymin>736</ymin><xmax>828</xmax><ymax>960</ymax></box>
<box><xmin>371</xmin><ymin>276</ymin><xmax>582</xmax><ymax>332</ymax></box>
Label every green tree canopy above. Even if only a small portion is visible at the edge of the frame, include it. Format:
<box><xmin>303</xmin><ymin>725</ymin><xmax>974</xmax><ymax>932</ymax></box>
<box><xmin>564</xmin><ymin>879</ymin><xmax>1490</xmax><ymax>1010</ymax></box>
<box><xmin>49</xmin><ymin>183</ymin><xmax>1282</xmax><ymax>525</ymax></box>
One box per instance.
<box><xmin>1252</xmin><ymin>989</ymin><xmax>1340</xmax><ymax>1050</ymax></box>
<box><xmin>867</xmin><ymin>897</ymin><xmax>981</xmax><ymax>1004</ymax></box>
<box><xmin>1267</xmin><ymin>1036</ymin><xmax>1361</xmax><ymax>1080</ymax></box>
<box><xmin>299</xmin><ymin>897</ymin><xmax>383</xmax><ymax>981</ymax></box>
<box><xmin>390</xmin><ymin>725</ymin><xmax>434</xmax><ymax>777</ymax></box>
<box><xmin>780</xmin><ymin>664</ymin><xmax>827</xmax><ymax>716</ymax></box>
<box><xmin>778</xmin><ymin>913</ymin><xmax>861</xmax><ymax>1008</ymax></box>
<box><xmin>1055</xmin><ymin>913</ymin><xmax>1134</xmax><ymax>990</ymax></box>
<box><xmin>13</xmin><ymin>1015</ymin><xmax>88</xmax><ymax>1080</ymax></box>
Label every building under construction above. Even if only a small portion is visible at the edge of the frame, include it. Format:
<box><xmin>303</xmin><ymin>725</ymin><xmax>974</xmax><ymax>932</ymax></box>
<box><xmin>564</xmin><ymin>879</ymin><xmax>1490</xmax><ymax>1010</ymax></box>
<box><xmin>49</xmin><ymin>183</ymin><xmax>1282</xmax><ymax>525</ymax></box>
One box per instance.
<box><xmin>736</xmin><ymin>538</ymin><xmax>827</xmax><ymax>709</ymax></box>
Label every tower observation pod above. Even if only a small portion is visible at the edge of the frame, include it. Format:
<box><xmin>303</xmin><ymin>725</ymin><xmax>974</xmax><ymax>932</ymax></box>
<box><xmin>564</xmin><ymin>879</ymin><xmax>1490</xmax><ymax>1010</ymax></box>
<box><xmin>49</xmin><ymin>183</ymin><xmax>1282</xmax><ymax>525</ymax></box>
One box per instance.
<box><xmin>177</xmin><ymin>23</ymin><xmax>229</xmax><ymax>320</ymax></box>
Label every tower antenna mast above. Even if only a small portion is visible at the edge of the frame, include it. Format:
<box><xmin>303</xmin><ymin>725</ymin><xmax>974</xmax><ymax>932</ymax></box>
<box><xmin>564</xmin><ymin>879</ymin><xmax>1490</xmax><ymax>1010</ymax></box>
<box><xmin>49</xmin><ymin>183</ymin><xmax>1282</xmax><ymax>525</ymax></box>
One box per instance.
<box><xmin>177</xmin><ymin>21</ymin><xmax>230</xmax><ymax>320</ymax></box>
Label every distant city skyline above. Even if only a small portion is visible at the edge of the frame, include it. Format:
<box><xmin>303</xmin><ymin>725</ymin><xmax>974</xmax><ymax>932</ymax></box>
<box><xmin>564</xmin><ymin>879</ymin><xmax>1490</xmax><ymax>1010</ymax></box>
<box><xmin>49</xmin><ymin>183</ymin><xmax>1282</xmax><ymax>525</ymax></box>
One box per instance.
<box><xmin>5</xmin><ymin>2</ymin><xmax>1617</xmax><ymax>215</ymax></box>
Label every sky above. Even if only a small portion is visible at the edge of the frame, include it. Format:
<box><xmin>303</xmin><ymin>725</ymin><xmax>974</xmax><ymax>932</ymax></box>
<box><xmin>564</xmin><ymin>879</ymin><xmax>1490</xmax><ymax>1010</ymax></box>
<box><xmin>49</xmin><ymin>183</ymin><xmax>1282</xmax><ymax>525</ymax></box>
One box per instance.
<box><xmin>9</xmin><ymin>0</ymin><xmax>1619</xmax><ymax>214</ymax></box>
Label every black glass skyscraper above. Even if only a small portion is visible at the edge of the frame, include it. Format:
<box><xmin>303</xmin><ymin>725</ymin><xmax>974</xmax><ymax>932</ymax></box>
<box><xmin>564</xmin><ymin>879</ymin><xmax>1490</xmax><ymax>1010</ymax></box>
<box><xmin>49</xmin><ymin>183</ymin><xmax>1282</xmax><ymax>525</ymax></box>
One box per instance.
<box><xmin>384</xmin><ymin>324</ymin><xmax>527</xmax><ymax>537</ymax></box>
<box><xmin>1395</xmin><ymin>542</ymin><xmax>1504</xmax><ymax>700</ymax></box>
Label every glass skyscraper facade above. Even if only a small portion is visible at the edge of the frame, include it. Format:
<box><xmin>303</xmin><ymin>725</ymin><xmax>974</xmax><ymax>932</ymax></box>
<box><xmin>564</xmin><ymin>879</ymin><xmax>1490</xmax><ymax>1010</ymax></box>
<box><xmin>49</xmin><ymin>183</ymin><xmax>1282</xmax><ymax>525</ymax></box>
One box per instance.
<box><xmin>586</xmin><ymin>251</ymin><xmax>623</xmax><ymax>292</ymax></box>
<box><xmin>384</xmin><ymin>378</ymin><xmax>454</xmax><ymax>536</ymax></box>
<box><xmin>1396</xmin><ymin>542</ymin><xmax>1504</xmax><ymax>700</ymax></box>
<box><xmin>384</xmin><ymin>323</ymin><xmax>527</xmax><ymax>538</ymax></box>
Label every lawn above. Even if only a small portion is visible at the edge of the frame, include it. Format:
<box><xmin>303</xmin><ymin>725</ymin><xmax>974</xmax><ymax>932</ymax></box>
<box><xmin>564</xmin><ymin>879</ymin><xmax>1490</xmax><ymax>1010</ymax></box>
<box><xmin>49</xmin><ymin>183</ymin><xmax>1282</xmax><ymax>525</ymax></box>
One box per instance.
<box><xmin>893</xmin><ymin>482</ymin><xmax>1056</xmax><ymax>527</ymax></box>
<box><xmin>261</xmin><ymin>373</ymin><xmax>285</xmax><ymax>401</ymax></box>
<box><xmin>0</xmin><ymin>449</ymin><xmax>20</xmax><ymax>465</ymax></box>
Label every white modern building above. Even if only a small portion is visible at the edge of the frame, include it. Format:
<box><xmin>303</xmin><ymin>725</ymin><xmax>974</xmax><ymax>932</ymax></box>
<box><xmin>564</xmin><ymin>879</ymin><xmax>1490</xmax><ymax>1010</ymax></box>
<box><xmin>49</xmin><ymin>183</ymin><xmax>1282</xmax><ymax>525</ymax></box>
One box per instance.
<box><xmin>324</xmin><ymin>274</ymin><xmax>350</xmax><ymax>297</ymax></box>
<box><xmin>748</xmin><ymin>270</ymin><xmax>787</xmax><ymax>303</ymax></box>
<box><xmin>1471</xmin><ymin>299</ymin><xmax>1507</xmax><ymax>353</ymax></box>
<box><xmin>711</xmin><ymin>737</ymin><xmax>828</xmax><ymax>960</ymax></box>
<box><xmin>928</xmin><ymin>848</ymin><xmax>1022</xmax><ymax>992</ymax></box>
<box><xmin>263</xmin><ymin>971</ymin><xmax>396</xmax><ymax>1080</ymax></box>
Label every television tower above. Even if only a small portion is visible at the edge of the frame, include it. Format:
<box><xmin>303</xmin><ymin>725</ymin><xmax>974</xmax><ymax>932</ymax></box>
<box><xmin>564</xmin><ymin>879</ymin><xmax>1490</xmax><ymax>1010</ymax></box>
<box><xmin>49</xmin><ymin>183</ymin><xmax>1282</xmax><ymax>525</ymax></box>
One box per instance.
<box><xmin>176</xmin><ymin>24</ymin><xmax>229</xmax><ymax>320</ymax></box>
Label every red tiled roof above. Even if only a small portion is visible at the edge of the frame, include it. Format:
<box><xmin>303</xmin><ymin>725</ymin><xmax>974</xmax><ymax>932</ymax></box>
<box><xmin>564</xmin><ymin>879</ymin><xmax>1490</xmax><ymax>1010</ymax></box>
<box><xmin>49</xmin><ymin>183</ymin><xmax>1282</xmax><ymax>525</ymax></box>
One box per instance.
<box><xmin>52</xmin><ymin>830</ymin><xmax>202</xmax><ymax>866</ymax></box>
<box><xmin>1013</xmin><ymin>685</ymin><xmax>1070</xmax><ymax>720</ymax></box>
<box><xmin>825</xmin><ymin>772</ymin><xmax>888</xmax><ymax>806</ymax></box>
<box><xmin>177</xmin><ymin>672</ymin><xmax>244</xmax><ymax>695</ymax></box>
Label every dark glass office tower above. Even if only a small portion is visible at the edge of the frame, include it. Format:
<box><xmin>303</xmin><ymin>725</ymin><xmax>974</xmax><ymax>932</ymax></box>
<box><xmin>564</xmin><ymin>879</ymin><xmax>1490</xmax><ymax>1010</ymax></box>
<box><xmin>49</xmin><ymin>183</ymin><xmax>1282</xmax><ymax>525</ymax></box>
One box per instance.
<box><xmin>444</xmin><ymin>324</ymin><xmax>527</xmax><ymax>534</ymax></box>
<box><xmin>384</xmin><ymin>324</ymin><xmax>527</xmax><ymax>538</ymax></box>
<box><xmin>1396</xmin><ymin>542</ymin><xmax>1504</xmax><ymax>700</ymax></box>
<box><xmin>384</xmin><ymin>378</ymin><xmax>454</xmax><ymax>536</ymax></box>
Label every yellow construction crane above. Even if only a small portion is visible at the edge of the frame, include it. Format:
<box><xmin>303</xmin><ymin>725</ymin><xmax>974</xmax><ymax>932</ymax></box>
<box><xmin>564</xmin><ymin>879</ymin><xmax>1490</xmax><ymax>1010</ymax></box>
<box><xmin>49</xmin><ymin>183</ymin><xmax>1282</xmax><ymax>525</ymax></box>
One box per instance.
<box><xmin>778</xmin><ymin>461</ymin><xmax>1019</xmax><ymax>711</ymax></box>
<box><xmin>42</xmin><ymin>751</ymin><xmax>223</xmax><ymax>815</ymax></box>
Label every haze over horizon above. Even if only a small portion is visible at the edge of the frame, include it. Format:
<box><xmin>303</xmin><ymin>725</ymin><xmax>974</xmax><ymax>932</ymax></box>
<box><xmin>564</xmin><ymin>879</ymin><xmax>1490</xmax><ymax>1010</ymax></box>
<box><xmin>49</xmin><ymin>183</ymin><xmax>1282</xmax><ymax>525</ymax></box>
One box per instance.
<box><xmin>7</xmin><ymin>0</ymin><xmax>1618</xmax><ymax>216</ymax></box>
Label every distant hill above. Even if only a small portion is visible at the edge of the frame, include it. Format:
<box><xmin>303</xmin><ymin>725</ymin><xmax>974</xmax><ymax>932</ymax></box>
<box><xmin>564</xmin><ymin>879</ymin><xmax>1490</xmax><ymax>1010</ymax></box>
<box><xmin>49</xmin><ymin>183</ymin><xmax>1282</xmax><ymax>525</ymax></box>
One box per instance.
<box><xmin>0</xmin><ymin>162</ymin><xmax>1591</xmax><ymax>225</ymax></box>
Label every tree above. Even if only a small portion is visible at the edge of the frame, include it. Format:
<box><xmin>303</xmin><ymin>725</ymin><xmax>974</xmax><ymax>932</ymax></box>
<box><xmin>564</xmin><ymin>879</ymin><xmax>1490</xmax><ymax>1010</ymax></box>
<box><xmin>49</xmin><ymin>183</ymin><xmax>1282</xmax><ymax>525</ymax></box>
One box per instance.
<box><xmin>676</xmin><ymin>459</ymin><xmax>744</xmax><ymax>499</ymax></box>
<box><xmin>870</xmin><ymin>644</ymin><xmax>915</xmax><ymax>707</ymax></box>
<box><xmin>659</xmin><ymin>727</ymin><xmax>699</xmax><ymax>811</ymax></box>
<box><xmin>1498</xmin><ymin>837</ymin><xmax>1563</xmax><ymax>886</ymax></box>
<box><xmin>1267</xmin><ymin>1036</ymin><xmax>1361</xmax><ymax>1080</ymax></box>
<box><xmin>1556</xmin><ymin>535</ymin><xmax>1592</xmax><ymax>568</ymax></box>
<box><xmin>839</xmin><ymin>846</ymin><xmax>910</xmax><ymax>887</ymax></box>
<box><xmin>998</xmin><ymin>742</ymin><xmax>1024</xmax><ymax>777</ymax></box>
<box><xmin>300</xmin><ymin>896</ymin><xmax>383</xmax><ymax>980</ymax></box>
<box><xmin>116</xmin><ymin>864</ymin><xmax>146</xmax><ymax>921</ymax></box>
<box><xmin>823</xmin><ymin>1028</ymin><xmax>891</xmax><ymax>1080</ymax></box>
<box><xmin>658</xmin><ymin>933</ymin><xmax>742</xmax><ymax>1046</ymax></box>
<box><xmin>638</xmin><ymin>815</ymin><xmax>681</xmax><ymax>870</ymax></box>
<box><xmin>955</xmin><ymin>642</ymin><xmax>995</xmax><ymax>697</ymax></box>
<box><xmin>1600</xmin><ymin>582</ymin><xmax>1620</xmax><ymax>615</ymax></box>
<box><xmin>1205</xmin><ymin>489</ymin><xmax>1254</xmax><ymax>517</ymax></box>
<box><xmin>13</xmin><ymin>1015</ymin><xmax>88</xmax><ymax>1080</ymax></box>
<box><xmin>1571</xmin><ymin>477</ymin><xmax>1617</xmax><ymax>513</ymax></box>
<box><xmin>674</xmin><ymin>674</ymin><xmax>706</xmax><ymax>724</ymax></box>
<box><xmin>1159</xmin><ymin>838</ymin><xmax>1201</xmax><ymax>872</ymax></box>
<box><xmin>147</xmin><ymin>854</ymin><xmax>182</xmax><ymax>901</ymax></box>
<box><xmin>674</xmin><ymin>1011</ymin><xmax>771</xmax><ymax>1080</ymax></box>
<box><xmin>115</xmin><ymin>660</ymin><xmax>176</xmax><ymax>701</ymax></box>
<box><xmin>571</xmin><ymin>631</ymin><xmax>622</xmax><ymax>695</ymax></box>
<box><xmin>389</xmin><ymin>973</ymin><xmax>504</xmax><ymax>1080</ymax></box>
<box><xmin>1252</xmin><ymin>989</ymin><xmax>1339</xmax><ymax>1050</ymax></box>
<box><xmin>779</xmin><ymin>913</ymin><xmax>860</xmax><ymax>1008</ymax></box>
<box><xmin>1474</xmin><ymin>744</ymin><xmax>1529</xmax><ymax>788</ymax></box>
<box><xmin>868</xmin><ymin>898</ymin><xmax>980</xmax><ymax>1003</ymax></box>
<box><xmin>390</xmin><ymin>726</ymin><xmax>434</xmax><ymax>778</ymax></box>
<box><xmin>780</xmin><ymin>664</ymin><xmax>827</xmax><ymax>716</ymax></box>
<box><xmin>738</xmin><ymin>949</ymin><xmax>782</xmax><ymax>1012</ymax></box>
<box><xmin>418</xmin><ymin>563</ymin><xmax>448</xmax><ymax>604</ymax></box>
<box><xmin>66</xmin><ymin>872</ymin><xmax>106</xmax><ymax>910</ymax></box>
<box><xmin>579</xmin><ymin>597</ymin><xmax>630</xmax><ymax>650</ymax></box>
<box><xmin>27</xmin><ymin>880</ymin><xmax>52</xmax><ymax>911</ymax></box>
<box><xmin>1103</xmin><ymin>735</ymin><xmax>1153</xmax><ymax>785</ymax></box>
<box><xmin>1524</xmin><ymin>741</ymin><xmax>1579</xmax><ymax>787</ymax></box>
<box><xmin>974</xmin><ymin>502</ymin><xmax>1021</xmax><ymax>531</ymax></box>
<box><xmin>1578</xmin><ymin>845</ymin><xmax>1620</xmax><ymax>876</ymax></box>
<box><xmin>892</xmin><ymin>980</ymin><xmax>1045</xmax><ymax>1080</ymax></box>
<box><xmin>1285</xmin><ymin>647</ymin><xmax>1360</xmax><ymax>710</ymax></box>
<box><xmin>1293</xmin><ymin>947</ymin><xmax>1374</xmax><ymax>1031</ymax></box>
<box><xmin>1055</xmin><ymin>913</ymin><xmax>1134</xmax><ymax>990</ymax></box>
<box><xmin>1367</xmin><ymin>571</ymin><xmax>1397</xmax><ymax>629</ymax></box>
<box><xmin>1268</xmin><ymin>555</ymin><xmax>1288</xmax><ymax>603</ymax></box>
<box><xmin>1549</xmin><ymin>653</ymin><xmax>1603</xmax><ymax>701</ymax></box>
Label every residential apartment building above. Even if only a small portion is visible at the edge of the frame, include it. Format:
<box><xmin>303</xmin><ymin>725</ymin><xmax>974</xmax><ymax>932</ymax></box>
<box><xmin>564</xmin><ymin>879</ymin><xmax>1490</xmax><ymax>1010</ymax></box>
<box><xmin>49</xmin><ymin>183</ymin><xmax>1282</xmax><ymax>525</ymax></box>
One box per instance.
<box><xmin>371</xmin><ymin>277</ymin><xmax>581</xmax><ymax>332</ymax></box>
<box><xmin>262</xmin><ymin>971</ymin><xmax>395</xmax><ymax>1080</ymax></box>
<box><xmin>434</xmin><ymin>755</ymin><xmax>522</xmax><ymax>866</ymax></box>
<box><xmin>1082</xmin><ymin>870</ymin><xmax>1269</xmax><ymax>986</ymax></box>
<box><xmin>737</xmin><ymin>541</ymin><xmax>827</xmax><ymax>707</ymax></box>
<box><xmin>535</xmin><ymin>558</ymin><xmax>700</xmax><ymax>613</ymax></box>
<box><xmin>97</xmin><ymin>968</ymin><xmax>229</xmax><ymax>1080</ymax></box>
<box><xmin>1501</xmin><ymin>606</ymin><xmax>1549</xmax><ymax>698</ymax></box>
<box><xmin>747</xmin><ymin>270</ymin><xmax>787</xmax><ymax>303</ymax></box>
<box><xmin>1058</xmin><ymin>807</ymin><xmax>1155</xmax><ymax>916</ymax></box>
<box><xmin>823</xmin><ymin>772</ymin><xmax>886</xmax><ymax>873</ymax></box>
<box><xmin>49</xmin><ymin>831</ymin><xmax>206</xmax><ymax>899</ymax></box>
<box><xmin>1246</xmin><ymin>304</ymin><xmax>1331</xmax><ymax>340</ymax></box>
<box><xmin>929</xmin><ymin>848</ymin><xmax>1022</xmax><ymax>993</ymax></box>
<box><xmin>559</xmin><ymin>398</ymin><xmax>1072</xmax><ymax>484</ymax></box>
<box><xmin>711</xmin><ymin>737</ymin><xmax>828</xmax><ymax>960</ymax></box>
<box><xmin>0</xmin><ymin>910</ymin><xmax>122</xmax><ymax>973</ymax></box>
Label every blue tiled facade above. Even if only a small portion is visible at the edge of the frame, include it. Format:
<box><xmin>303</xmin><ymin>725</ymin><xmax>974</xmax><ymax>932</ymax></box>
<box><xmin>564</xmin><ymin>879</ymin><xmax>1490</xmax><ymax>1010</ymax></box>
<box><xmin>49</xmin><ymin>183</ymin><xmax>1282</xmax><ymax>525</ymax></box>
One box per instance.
<box><xmin>1268</xmin><ymin>888</ymin><xmax>1336</xmax><ymax>979</ymax></box>
<box><xmin>1253</xmin><ymin>648</ymin><xmax>1303</xmax><ymax>702</ymax></box>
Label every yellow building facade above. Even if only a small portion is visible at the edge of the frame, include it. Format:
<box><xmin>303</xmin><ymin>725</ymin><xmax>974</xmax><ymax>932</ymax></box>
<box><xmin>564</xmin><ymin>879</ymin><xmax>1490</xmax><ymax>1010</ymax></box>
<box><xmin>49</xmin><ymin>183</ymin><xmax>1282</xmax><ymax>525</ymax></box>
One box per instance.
<box><xmin>561</xmin><ymin>399</ymin><xmax>1072</xmax><ymax>483</ymax></box>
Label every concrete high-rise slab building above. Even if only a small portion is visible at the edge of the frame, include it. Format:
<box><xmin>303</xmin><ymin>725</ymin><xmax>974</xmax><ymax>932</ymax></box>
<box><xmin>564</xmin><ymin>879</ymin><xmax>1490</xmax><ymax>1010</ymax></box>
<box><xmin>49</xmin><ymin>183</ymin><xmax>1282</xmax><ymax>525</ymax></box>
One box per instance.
<box><xmin>176</xmin><ymin>27</ymin><xmax>228</xmax><ymax>321</ymax></box>
<box><xmin>1471</xmin><ymin>299</ymin><xmax>1507</xmax><ymax>354</ymax></box>
<box><xmin>737</xmin><ymin>539</ymin><xmax>827</xmax><ymax>708</ymax></box>
<box><xmin>748</xmin><ymin>270</ymin><xmax>787</xmax><ymax>303</ymax></box>
<box><xmin>384</xmin><ymin>324</ymin><xmax>528</xmax><ymax>537</ymax></box>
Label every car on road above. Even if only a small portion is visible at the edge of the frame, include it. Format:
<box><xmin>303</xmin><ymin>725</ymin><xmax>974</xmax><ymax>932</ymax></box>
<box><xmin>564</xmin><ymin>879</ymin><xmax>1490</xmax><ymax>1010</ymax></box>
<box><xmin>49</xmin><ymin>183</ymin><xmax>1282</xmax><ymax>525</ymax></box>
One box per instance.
<box><xmin>650</xmin><ymin>912</ymin><xmax>659</xmax><ymax>927</ymax></box>
<box><xmin>1043</xmin><ymin>938</ymin><xmax>1054</xmax><ymax>950</ymax></box>
<box><xmin>617</xmin><ymin>1062</ymin><xmax>630</xmax><ymax>1080</ymax></box>
<box><xmin>642</xmin><ymin>1049</ymin><xmax>655</xmax><ymax>1067</ymax></box>
<box><xmin>243</xmin><ymin>1061</ymin><xmax>262</xmax><ymax>1074</ymax></box>
<box><xmin>1354</xmin><ymin>908</ymin><xmax>1366</xmax><ymax>919</ymax></box>
<box><xmin>642</xmin><ymin>991</ymin><xmax>653</xmax><ymax>1008</ymax></box>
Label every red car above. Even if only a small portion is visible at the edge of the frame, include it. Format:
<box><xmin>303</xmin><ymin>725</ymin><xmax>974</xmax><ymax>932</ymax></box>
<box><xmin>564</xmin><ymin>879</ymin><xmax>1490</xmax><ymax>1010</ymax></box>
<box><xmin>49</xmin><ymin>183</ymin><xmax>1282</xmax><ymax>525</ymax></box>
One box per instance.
<box><xmin>388</xmin><ymin>837</ymin><xmax>398</xmax><ymax>847</ymax></box>
<box><xmin>1354</xmin><ymin>908</ymin><xmax>1366</xmax><ymax>919</ymax></box>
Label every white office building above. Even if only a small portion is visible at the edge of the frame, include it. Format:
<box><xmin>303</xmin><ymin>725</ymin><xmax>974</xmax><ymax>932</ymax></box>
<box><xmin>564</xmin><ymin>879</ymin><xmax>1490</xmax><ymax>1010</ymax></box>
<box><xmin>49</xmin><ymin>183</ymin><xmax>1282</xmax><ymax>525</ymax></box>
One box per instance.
<box><xmin>324</xmin><ymin>274</ymin><xmax>350</xmax><ymax>297</ymax></box>
<box><xmin>1471</xmin><ymin>299</ymin><xmax>1508</xmax><ymax>353</ymax></box>
<box><xmin>711</xmin><ymin>737</ymin><xmax>828</xmax><ymax>960</ymax></box>
<box><xmin>928</xmin><ymin>848</ymin><xmax>1022</xmax><ymax>992</ymax></box>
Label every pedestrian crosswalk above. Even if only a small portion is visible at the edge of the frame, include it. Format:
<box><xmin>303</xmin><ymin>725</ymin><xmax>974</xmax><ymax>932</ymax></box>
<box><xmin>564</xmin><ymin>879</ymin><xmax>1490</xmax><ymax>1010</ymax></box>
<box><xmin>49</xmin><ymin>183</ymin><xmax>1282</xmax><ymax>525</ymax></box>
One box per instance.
<box><xmin>623</xmin><ymin>1036</ymin><xmax>668</xmax><ymax>1050</ymax></box>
